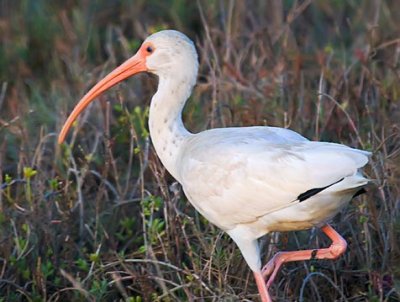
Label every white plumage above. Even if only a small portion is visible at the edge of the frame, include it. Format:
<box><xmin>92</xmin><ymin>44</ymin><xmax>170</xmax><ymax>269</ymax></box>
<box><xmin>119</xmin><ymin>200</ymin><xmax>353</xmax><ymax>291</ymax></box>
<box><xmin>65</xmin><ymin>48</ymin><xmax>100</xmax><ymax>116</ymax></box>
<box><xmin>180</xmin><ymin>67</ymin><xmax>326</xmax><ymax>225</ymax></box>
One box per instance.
<box><xmin>59</xmin><ymin>30</ymin><xmax>370</xmax><ymax>302</ymax></box>
<box><xmin>178</xmin><ymin>127</ymin><xmax>369</xmax><ymax>270</ymax></box>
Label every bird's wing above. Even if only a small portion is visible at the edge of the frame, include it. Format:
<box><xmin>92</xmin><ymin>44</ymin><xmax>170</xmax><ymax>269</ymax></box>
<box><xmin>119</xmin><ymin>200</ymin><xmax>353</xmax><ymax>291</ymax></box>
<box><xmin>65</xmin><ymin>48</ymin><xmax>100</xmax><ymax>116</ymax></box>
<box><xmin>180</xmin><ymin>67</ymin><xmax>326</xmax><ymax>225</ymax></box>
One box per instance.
<box><xmin>178</xmin><ymin>127</ymin><xmax>370</xmax><ymax>229</ymax></box>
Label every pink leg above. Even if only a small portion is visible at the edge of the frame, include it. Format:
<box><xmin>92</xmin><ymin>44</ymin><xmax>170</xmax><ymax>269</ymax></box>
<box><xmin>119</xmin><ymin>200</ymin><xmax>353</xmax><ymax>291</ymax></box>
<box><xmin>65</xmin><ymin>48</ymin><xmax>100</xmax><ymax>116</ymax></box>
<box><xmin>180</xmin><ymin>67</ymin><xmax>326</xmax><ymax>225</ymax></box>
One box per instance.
<box><xmin>262</xmin><ymin>224</ymin><xmax>347</xmax><ymax>288</ymax></box>
<box><xmin>254</xmin><ymin>271</ymin><xmax>272</xmax><ymax>302</ymax></box>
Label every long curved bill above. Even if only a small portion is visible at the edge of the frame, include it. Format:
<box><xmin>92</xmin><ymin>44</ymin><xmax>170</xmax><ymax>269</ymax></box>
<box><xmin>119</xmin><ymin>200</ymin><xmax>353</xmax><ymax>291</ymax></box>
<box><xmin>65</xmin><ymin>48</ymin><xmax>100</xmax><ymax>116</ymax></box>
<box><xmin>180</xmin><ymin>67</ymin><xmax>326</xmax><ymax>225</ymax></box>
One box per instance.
<box><xmin>58</xmin><ymin>53</ymin><xmax>147</xmax><ymax>144</ymax></box>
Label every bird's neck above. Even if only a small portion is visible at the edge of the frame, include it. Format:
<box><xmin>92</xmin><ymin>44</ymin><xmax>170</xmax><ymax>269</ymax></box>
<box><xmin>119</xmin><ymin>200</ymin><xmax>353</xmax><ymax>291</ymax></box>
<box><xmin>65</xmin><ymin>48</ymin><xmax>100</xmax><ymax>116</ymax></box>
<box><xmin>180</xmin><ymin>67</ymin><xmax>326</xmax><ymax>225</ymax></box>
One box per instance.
<box><xmin>148</xmin><ymin>75</ymin><xmax>193</xmax><ymax>181</ymax></box>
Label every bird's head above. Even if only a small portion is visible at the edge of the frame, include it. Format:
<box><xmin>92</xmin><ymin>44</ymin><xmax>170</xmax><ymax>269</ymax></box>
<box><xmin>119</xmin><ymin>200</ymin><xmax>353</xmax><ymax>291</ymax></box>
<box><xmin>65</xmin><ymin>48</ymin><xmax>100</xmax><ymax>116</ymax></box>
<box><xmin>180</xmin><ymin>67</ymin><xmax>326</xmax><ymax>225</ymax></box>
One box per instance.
<box><xmin>145</xmin><ymin>30</ymin><xmax>198</xmax><ymax>79</ymax></box>
<box><xmin>58</xmin><ymin>30</ymin><xmax>198</xmax><ymax>144</ymax></box>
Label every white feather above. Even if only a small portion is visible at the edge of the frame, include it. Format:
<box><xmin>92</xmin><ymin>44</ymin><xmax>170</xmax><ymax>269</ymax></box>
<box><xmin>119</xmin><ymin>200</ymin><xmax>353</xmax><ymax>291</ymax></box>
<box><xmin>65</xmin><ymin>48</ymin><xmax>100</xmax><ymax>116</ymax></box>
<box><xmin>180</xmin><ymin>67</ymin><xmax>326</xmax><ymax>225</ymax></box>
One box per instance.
<box><xmin>143</xmin><ymin>30</ymin><xmax>370</xmax><ymax>272</ymax></box>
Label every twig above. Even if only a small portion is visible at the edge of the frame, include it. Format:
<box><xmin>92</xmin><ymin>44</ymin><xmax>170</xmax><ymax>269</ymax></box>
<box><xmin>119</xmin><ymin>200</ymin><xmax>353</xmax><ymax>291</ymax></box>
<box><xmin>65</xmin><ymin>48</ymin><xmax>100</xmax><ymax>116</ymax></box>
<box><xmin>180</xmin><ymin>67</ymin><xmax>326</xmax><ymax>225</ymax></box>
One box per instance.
<box><xmin>299</xmin><ymin>272</ymin><xmax>348</xmax><ymax>302</ymax></box>
<box><xmin>317</xmin><ymin>92</ymin><xmax>364</xmax><ymax>148</ymax></box>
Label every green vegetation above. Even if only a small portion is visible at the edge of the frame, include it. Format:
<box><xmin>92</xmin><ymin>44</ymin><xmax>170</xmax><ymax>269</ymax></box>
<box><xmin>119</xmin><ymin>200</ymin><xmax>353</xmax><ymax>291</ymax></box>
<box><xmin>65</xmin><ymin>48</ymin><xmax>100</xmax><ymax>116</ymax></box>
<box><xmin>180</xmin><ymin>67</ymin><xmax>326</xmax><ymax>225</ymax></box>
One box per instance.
<box><xmin>0</xmin><ymin>0</ymin><xmax>399</xmax><ymax>301</ymax></box>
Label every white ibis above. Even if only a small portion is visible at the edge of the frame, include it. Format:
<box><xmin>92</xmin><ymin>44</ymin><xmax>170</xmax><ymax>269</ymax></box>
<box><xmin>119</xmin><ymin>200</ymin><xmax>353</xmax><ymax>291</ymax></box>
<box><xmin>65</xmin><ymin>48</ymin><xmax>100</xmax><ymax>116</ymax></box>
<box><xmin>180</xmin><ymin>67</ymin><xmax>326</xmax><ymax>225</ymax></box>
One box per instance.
<box><xmin>59</xmin><ymin>30</ymin><xmax>370</xmax><ymax>301</ymax></box>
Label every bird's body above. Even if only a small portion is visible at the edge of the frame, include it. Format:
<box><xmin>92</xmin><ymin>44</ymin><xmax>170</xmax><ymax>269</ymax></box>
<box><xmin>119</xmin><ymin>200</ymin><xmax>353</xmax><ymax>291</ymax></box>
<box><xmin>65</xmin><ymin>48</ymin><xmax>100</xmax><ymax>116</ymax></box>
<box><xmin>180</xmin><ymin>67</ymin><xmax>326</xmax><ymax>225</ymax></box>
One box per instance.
<box><xmin>180</xmin><ymin>126</ymin><xmax>368</xmax><ymax>235</ymax></box>
<box><xmin>153</xmin><ymin>119</ymin><xmax>369</xmax><ymax>271</ymax></box>
<box><xmin>59</xmin><ymin>30</ymin><xmax>370</xmax><ymax>301</ymax></box>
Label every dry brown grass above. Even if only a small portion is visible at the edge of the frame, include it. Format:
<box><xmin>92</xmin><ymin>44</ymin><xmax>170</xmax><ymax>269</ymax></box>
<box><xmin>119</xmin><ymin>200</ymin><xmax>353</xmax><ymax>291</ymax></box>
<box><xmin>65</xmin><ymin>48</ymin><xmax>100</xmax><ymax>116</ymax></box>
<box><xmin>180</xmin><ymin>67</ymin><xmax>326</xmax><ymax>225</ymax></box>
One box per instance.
<box><xmin>0</xmin><ymin>0</ymin><xmax>399</xmax><ymax>301</ymax></box>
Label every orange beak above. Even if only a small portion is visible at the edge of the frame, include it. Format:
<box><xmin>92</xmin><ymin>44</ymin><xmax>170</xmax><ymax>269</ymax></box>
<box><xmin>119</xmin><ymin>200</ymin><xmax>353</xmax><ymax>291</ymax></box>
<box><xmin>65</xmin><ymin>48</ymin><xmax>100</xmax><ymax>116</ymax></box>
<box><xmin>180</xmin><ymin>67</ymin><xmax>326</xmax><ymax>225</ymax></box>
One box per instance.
<box><xmin>58</xmin><ymin>50</ymin><xmax>148</xmax><ymax>144</ymax></box>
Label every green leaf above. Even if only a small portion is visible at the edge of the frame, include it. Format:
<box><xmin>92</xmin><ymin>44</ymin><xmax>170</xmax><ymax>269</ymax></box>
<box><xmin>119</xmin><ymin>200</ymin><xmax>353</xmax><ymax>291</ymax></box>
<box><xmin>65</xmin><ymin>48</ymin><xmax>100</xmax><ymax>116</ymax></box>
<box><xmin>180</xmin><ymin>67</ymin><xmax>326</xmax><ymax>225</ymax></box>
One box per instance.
<box><xmin>23</xmin><ymin>167</ymin><xmax>37</xmax><ymax>179</ymax></box>
<box><xmin>76</xmin><ymin>258</ymin><xmax>89</xmax><ymax>272</ymax></box>
<box><xmin>89</xmin><ymin>253</ymin><xmax>100</xmax><ymax>263</ymax></box>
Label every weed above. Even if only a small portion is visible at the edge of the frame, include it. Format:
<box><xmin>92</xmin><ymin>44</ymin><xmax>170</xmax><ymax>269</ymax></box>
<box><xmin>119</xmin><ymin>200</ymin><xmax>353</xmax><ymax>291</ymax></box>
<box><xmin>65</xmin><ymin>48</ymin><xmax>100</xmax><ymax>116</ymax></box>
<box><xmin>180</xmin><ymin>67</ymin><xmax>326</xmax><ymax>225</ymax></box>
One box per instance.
<box><xmin>0</xmin><ymin>1</ymin><xmax>399</xmax><ymax>301</ymax></box>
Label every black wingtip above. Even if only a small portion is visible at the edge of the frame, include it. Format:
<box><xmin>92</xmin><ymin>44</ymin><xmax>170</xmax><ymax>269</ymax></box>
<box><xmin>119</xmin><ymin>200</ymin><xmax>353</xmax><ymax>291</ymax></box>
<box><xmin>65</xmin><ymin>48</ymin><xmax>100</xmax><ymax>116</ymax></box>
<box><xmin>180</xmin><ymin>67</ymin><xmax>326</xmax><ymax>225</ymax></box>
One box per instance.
<box><xmin>297</xmin><ymin>187</ymin><xmax>326</xmax><ymax>202</ymax></box>
<box><xmin>296</xmin><ymin>178</ymin><xmax>345</xmax><ymax>202</ymax></box>
<box><xmin>352</xmin><ymin>188</ymin><xmax>367</xmax><ymax>198</ymax></box>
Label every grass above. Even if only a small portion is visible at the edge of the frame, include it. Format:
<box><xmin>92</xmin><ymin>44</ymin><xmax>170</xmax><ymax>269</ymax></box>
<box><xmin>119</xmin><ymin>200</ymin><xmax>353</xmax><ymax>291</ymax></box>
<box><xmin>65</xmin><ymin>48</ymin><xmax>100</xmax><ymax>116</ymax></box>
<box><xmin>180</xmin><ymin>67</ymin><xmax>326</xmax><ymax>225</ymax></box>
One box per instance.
<box><xmin>0</xmin><ymin>0</ymin><xmax>399</xmax><ymax>301</ymax></box>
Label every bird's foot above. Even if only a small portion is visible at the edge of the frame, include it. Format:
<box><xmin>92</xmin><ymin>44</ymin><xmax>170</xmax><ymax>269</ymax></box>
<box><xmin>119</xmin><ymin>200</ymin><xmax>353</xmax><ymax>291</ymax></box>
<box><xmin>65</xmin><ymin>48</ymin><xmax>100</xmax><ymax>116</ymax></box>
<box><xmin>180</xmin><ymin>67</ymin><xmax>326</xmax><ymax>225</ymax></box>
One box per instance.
<box><xmin>261</xmin><ymin>252</ymin><xmax>284</xmax><ymax>288</ymax></box>
<box><xmin>260</xmin><ymin>224</ymin><xmax>347</xmax><ymax>289</ymax></box>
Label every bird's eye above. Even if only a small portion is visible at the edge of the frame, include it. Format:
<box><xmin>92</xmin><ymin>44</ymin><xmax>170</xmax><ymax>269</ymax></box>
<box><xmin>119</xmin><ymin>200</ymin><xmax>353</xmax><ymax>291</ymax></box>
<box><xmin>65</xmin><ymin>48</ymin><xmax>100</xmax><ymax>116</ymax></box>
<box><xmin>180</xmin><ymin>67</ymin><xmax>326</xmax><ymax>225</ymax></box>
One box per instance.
<box><xmin>146</xmin><ymin>46</ymin><xmax>154</xmax><ymax>53</ymax></box>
